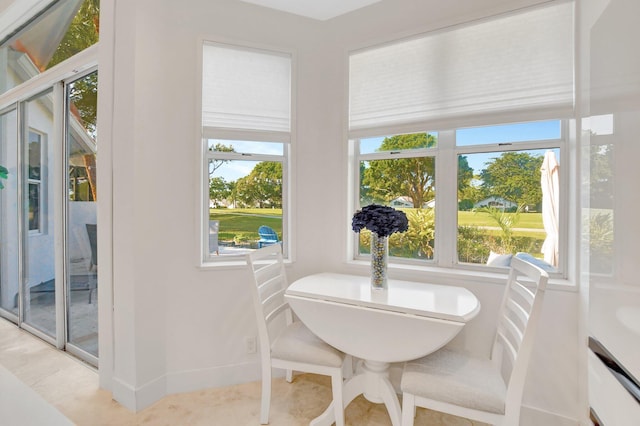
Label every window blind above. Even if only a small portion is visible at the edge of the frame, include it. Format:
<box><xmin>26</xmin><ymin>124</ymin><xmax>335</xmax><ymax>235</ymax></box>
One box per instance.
<box><xmin>202</xmin><ymin>43</ymin><xmax>291</xmax><ymax>134</ymax></box>
<box><xmin>349</xmin><ymin>1</ymin><xmax>574</xmax><ymax>134</ymax></box>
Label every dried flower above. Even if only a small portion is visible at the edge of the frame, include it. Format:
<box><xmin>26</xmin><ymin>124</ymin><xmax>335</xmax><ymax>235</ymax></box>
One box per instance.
<box><xmin>352</xmin><ymin>204</ymin><xmax>409</xmax><ymax>237</ymax></box>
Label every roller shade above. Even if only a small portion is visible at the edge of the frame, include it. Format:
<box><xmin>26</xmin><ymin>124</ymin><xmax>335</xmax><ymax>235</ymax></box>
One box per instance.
<box><xmin>349</xmin><ymin>1</ymin><xmax>574</xmax><ymax>133</ymax></box>
<box><xmin>202</xmin><ymin>43</ymin><xmax>291</xmax><ymax>133</ymax></box>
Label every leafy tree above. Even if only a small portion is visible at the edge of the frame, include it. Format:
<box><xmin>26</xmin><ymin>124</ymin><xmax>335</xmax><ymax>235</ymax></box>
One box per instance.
<box><xmin>236</xmin><ymin>162</ymin><xmax>282</xmax><ymax>208</ymax></box>
<box><xmin>47</xmin><ymin>0</ymin><xmax>100</xmax><ymax>136</ymax></box>
<box><xmin>227</xmin><ymin>181</ymin><xmax>238</xmax><ymax>208</ymax></box>
<box><xmin>457</xmin><ymin>155</ymin><xmax>474</xmax><ymax>194</ymax></box>
<box><xmin>359</xmin><ymin>161</ymin><xmax>382</xmax><ymax>205</ymax></box>
<box><xmin>68</xmin><ymin>72</ymin><xmax>98</xmax><ymax>136</ymax></box>
<box><xmin>480</xmin><ymin>152</ymin><xmax>543</xmax><ymax>207</ymax></box>
<box><xmin>363</xmin><ymin>133</ymin><xmax>436</xmax><ymax>207</ymax></box>
<box><xmin>208</xmin><ymin>143</ymin><xmax>235</xmax><ymax>176</ymax></box>
<box><xmin>47</xmin><ymin>0</ymin><xmax>100</xmax><ymax>70</ymax></box>
<box><xmin>209</xmin><ymin>176</ymin><xmax>230</xmax><ymax>208</ymax></box>
<box><xmin>589</xmin><ymin>144</ymin><xmax>613</xmax><ymax>209</ymax></box>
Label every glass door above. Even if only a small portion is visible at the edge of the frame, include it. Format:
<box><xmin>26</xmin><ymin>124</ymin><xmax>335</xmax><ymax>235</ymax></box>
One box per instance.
<box><xmin>0</xmin><ymin>107</ymin><xmax>19</xmax><ymax>318</ymax></box>
<box><xmin>65</xmin><ymin>70</ymin><xmax>98</xmax><ymax>359</ymax></box>
<box><xmin>21</xmin><ymin>88</ymin><xmax>58</xmax><ymax>341</ymax></box>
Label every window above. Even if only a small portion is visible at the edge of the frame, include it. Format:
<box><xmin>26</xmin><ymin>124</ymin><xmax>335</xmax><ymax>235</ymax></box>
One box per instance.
<box><xmin>28</xmin><ymin>130</ymin><xmax>43</xmax><ymax>232</ymax></box>
<box><xmin>0</xmin><ymin>0</ymin><xmax>99</xmax><ymax>96</ymax></box>
<box><xmin>354</xmin><ymin>121</ymin><xmax>565</xmax><ymax>274</ymax></box>
<box><xmin>349</xmin><ymin>1</ymin><xmax>574</xmax><ymax>277</ymax></box>
<box><xmin>201</xmin><ymin>41</ymin><xmax>292</xmax><ymax>263</ymax></box>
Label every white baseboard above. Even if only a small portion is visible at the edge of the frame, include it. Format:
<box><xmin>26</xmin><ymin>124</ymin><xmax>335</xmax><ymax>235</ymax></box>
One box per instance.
<box><xmin>165</xmin><ymin>361</ymin><xmax>261</xmax><ymax>394</ymax></box>
<box><xmin>111</xmin><ymin>361</ymin><xmax>261</xmax><ymax>412</ymax></box>
<box><xmin>521</xmin><ymin>405</ymin><xmax>580</xmax><ymax>426</ymax></box>
<box><xmin>111</xmin><ymin>373</ymin><xmax>167</xmax><ymax>412</ymax></box>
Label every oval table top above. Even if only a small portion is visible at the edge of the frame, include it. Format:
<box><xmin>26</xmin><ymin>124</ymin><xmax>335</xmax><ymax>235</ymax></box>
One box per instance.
<box><xmin>286</xmin><ymin>272</ymin><xmax>480</xmax><ymax>323</ymax></box>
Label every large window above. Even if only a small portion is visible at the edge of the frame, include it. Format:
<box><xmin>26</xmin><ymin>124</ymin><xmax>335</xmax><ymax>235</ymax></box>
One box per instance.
<box><xmin>354</xmin><ymin>121</ymin><xmax>565</xmax><ymax>274</ymax></box>
<box><xmin>201</xmin><ymin>41</ymin><xmax>292</xmax><ymax>263</ymax></box>
<box><xmin>349</xmin><ymin>1</ymin><xmax>574</xmax><ymax>277</ymax></box>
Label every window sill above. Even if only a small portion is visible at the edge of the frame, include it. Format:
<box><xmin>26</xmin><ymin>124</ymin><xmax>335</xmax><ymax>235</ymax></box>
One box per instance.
<box><xmin>345</xmin><ymin>259</ymin><xmax>577</xmax><ymax>292</ymax></box>
<box><xmin>199</xmin><ymin>257</ymin><xmax>293</xmax><ymax>271</ymax></box>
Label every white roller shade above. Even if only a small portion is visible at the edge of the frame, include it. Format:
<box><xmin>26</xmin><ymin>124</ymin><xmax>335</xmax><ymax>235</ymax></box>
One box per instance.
<box><xmin>349</xmin><ymin>1</ymin><xmax>574</xmax><ymax>133</ymax></box>
<box><xmin>202</xmin><ymin>43</ymin><xmax>291</xmax><ymax>133</ymax></box>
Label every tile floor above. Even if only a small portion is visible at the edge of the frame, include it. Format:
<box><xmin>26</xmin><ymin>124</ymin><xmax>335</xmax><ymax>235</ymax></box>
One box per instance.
<box><xmin>0</xmin><ymin>319</ymin><xmax>486</xmax><ymax>425</ymax></box>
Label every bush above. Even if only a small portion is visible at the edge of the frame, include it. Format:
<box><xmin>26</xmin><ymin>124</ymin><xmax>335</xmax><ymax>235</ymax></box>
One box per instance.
<box><xmin>458</xmin><ymin>199</ymin><xmax>474</xmax><ymax>211</ymax></box>
<box><xmin>457</xmin><ymin>226</ymin><xmax>490</xmax><ymax>263</ymax></box>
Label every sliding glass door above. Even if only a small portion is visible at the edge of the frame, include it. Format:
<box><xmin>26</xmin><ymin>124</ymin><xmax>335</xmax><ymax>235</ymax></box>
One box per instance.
<box><xmin>22</xmin><ymin>88</ymin><xmax>58</xmax><ymax>339</ymax></box>
<box><xmin>0</xmin><ymin>0</ymin><xmax>100</xmax><ymax>365</ymax></box>
<box><xmin>0</xmin><ymin>71</ymin><xmax>99</xmax><ymax>365</ymax></box>
<box><xmin>0</xmin><ymin>107</ymin><xmax>18</xmax><ymax>318</ymax></box>
<box><xmin>65</xmin><ymin>71</ymin><xmax>98</xmax><ymax>358</ymax></box>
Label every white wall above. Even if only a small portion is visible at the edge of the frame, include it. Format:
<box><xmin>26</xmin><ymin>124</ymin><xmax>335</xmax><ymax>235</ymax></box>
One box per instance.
<box><xmin>102</xmin><ymin>0</ymin><xmax>581</xmax><ymax>422</ymax></box>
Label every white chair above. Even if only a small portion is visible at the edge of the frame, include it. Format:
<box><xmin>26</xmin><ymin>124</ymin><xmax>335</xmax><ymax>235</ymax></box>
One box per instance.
<box><xmin>246</xmin><ymin>243</ymin><xmax>348</xmax><ymax>425</ymax></box>
<box><xmin>400</xmin><ymin>256</ymin><xmax>549</xmax><ymax>426</ymax></box>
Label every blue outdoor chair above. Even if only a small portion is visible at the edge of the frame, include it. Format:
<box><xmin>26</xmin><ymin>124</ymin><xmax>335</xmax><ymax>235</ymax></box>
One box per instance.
<box><xmin>258</xmin><ymin>226</ymin><xmax>279</xmax><ymax>248</ymax></box>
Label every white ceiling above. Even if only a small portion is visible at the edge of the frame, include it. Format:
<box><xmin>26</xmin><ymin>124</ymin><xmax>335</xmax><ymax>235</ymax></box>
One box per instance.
<box><xmin>237</xmin><ymin>0</ymin><xmax>382</xmax><ymax>21</ymax></box>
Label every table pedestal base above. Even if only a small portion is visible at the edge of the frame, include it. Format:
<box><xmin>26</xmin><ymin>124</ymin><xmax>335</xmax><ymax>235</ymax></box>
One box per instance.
<box><xmin>310</xmin><ymin>360</ymin><xmax>401</xmax><ymax>426</ymax></box>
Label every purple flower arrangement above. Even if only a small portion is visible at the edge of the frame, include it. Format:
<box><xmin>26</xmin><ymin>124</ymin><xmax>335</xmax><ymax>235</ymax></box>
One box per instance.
<box><xmin>352</xmin><ymin>204</ymin><xmax>409</xmax><ymax>237</ymax></box>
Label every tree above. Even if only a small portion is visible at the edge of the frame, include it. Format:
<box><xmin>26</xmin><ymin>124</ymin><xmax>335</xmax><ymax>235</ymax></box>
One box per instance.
<box><xmin>363</xmin><ymin>133</ymin><xmax>436</xmax><ymax>207</ymax></box>
<box><xmin>457</xmin><ymin>155</ymin><xmax>474</xmax><ymax>195</ymax></box>
<box><xmin>589</xmin><ymin>144</ymin><xmax>613</xmax><ymax>209</ymax></box>
<box><xmin>68</xmin><ymin>72</ymin><xmax>98</xmax><ymax>136</ymax></box>
<box><xmin>236</xmin><ymin>162</ymin><xmax>282</xmax><ymax>208</ymax></box>
<box><xmin>47</xmin><ymin>0</ymin><xmax>100</xmax><ymax>70</ymax></box>
<box><xmin>208</xmin><ymin>143</ymin><xmax>235</xmax><ymax>176</ymax></box>
<box><xmin>480</xmin><ymin>152</ymin><xmax>543</xmax><ymax>207</ymax></box>
<box><xmin>47</xmin><ymin>0</ymin><xmax>100</xmax><ymax>136</ymax></box>
<box><xmin>209</xmin><ymin>176</ymin><xmax>230</xmax><ymax>208</ymax></box>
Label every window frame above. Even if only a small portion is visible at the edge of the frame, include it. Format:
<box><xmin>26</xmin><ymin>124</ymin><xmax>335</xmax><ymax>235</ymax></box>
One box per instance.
<box><xmin>198</xmin><ymin>39</ymin><xmax>294</xmax><ymax>266</ymax></box>
<box><xmin>351</xmin><ymin>119</ymin><xmax>569</xmax><ymax>279</ymax></box>
<box><xmin>202</xmin><ymin>139</ymin><xmax>289</xmax><ymax>264</ymax></box>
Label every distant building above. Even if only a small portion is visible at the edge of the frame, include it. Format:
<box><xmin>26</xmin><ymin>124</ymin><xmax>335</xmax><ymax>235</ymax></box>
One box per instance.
<box><xmin>390</xmin><ymin>196</ymin><xmax>435</xmax><ymax>208</ymax></box>
<box><xmin>473</xmin><ymin>196</ymin><xmax>518</xmax><ymax>210</ymax></box>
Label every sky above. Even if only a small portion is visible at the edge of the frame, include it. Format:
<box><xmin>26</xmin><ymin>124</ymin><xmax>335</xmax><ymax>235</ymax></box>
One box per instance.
<box><xmin>210</xmin><ymin>120</ymin><xmax>562</xmax><ymax>182</ymax></box>
<box><xmin>361</xmin><ymin>120</ymin><xmax>561</xmax><ymax>174</ymax></box>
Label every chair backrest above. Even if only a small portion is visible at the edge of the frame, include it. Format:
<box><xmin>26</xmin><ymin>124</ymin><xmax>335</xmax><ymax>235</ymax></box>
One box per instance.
<box><xmin>491</xmin><ymin>256</ymin><xmax>548</xmax><ymax>417</ymax></box>
<box><xmin>258</xmin><ymin>225</ymin><xmax>279</xmax><ymax>241</ymax></box>
<box><xmin>246</xmin><ymin>243</ymin><xmax>291</xmax><ymax>355</ymax></box>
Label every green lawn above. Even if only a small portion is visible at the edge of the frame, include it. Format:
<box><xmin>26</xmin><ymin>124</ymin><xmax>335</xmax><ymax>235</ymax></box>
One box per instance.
<box><xmin>458</xmin><ymin>211</ymin><xmax>543</xmax><ymax>229</ymax></box>
<box><xmin>211</xmin><ymin>208</ymin><xmax>545</xmax><ymax>240</ymax></box>
<box><xmin>210</xmin><ymin>208</ymin><xmax>283</xmax><ymax>242</ymax></box>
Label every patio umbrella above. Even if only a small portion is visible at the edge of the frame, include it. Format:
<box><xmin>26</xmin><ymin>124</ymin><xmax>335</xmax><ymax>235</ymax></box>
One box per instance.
<box><xmin>540</xmin><ymin>150</ymin><xmax>559</xmax><ymax>267</ymax></box>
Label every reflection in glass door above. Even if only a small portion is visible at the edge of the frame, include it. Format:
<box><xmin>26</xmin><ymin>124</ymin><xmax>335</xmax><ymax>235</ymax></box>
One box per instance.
<box><xmin>0</xmin><ymin>107</ymin><xmax>19</xmax><ymax>318</ymax></box>
<box><xmin>66</xmin><ymin>71</ymin><xmax>98</xmax><ymax>359</ymax></box>
<box><xmin>22</xmin><ymin>89</ymin><xmax>57</xmax><ymax>339</ymax></box>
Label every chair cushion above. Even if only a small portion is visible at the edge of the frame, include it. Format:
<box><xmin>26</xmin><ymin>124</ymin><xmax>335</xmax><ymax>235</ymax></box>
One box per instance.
<box><xmin>401</xmin><ymin>348</ymin><xmax>507</xmax><ymax>414</ymax></box>
<box><xmin>271</xmin><ymin>321</ymin><xmax>344</xmax><ymax>367</ymax></box>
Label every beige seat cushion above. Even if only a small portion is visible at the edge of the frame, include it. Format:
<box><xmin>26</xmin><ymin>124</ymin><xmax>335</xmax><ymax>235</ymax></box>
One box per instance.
<box><xmin>271</xmin><ymin>321</ymin><xmax>344</xmax><ymax>367</ymax></box>
<box><xmin>401</xmin><ymin>348</ymin><xmax>507</xmax><ymax>414</ymax></box>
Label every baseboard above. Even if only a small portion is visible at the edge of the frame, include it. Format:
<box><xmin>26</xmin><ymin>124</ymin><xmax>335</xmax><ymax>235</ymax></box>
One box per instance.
<box><xmin>521</xmin><ymin>405</ymin><xmax>580</xmax><ymax>426</ymax></box>
<box><xmin>111</xmin><ymin>373</ymin><xmax>167</xmax><ymax>412</ymax></box>
<box><xmin>165</xmin><ymin>361</ymin><xmax>262</xmax><ymax>394</ymax></box>
<box><xmin>111</xmin><ymin>361</ymin><xmax>261</xmax><ymax>412</ymax></box>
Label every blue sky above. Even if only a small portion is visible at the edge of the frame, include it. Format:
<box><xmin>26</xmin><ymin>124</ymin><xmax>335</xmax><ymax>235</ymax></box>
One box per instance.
<box><xmin>210</xmin><ymin>120</ymin><xmax>561</xmax><ymax>182</ymax></box>
<box><xmin>361</xmin><ymin>120</ymin><xmax>561</xmax><ymax>175</ymax></box>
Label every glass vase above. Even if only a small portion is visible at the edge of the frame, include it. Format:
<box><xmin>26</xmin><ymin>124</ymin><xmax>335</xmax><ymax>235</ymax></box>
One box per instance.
<box><xmin>370</xmin><ymin>232</ymin><xmax>388</xmax><ymax>290</ymax></box>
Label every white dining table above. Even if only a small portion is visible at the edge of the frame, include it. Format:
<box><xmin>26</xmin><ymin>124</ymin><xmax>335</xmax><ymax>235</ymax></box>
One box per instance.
<box><xmin>284</xmin><ymin>272</ymin><xmax>480</xmax><ymax>426</ymax></box>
